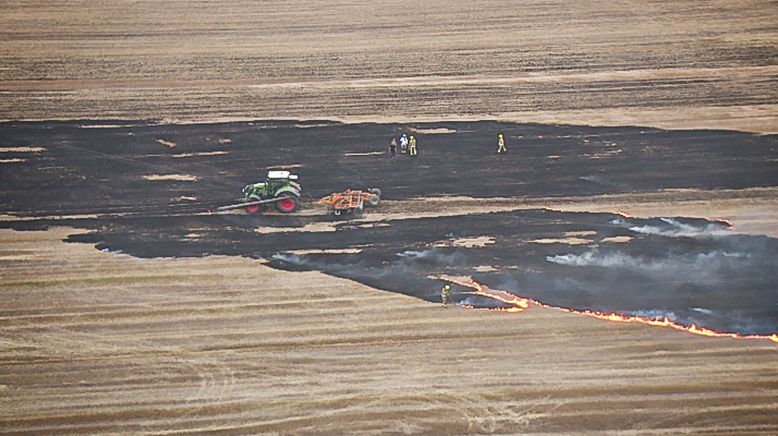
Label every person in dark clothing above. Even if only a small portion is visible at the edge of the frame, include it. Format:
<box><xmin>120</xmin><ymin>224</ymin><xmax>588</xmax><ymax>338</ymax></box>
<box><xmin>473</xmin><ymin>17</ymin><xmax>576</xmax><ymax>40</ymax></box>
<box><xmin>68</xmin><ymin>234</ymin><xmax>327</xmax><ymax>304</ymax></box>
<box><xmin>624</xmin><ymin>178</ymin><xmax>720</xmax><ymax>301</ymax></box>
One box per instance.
<box><xmin>389</xmin><ymin>137</ymin><xmax>397</xmax><ymax>160</ymax></box>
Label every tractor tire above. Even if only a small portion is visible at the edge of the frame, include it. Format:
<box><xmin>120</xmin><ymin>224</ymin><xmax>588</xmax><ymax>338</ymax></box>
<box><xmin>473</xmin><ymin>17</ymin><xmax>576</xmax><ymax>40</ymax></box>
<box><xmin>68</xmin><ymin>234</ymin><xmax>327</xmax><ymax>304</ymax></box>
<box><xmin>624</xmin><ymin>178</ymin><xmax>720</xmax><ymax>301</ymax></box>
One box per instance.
<box><xmin>245</xmin><ymin>203</ymin><xmax>262</xmax><ymax>214</ymax></box>
<box><xmin>369</xmin><ymin>188</ymin><xmax>382</xmax><ymax>198</ymax></box>
<box><xmin>245</xmin><ymin>195</ymin><xmax>263</xmax><ymax>214</ymax></box>
<box><xmin>275</xmin><ymin>194</ymin><xmax>299</xmax><ymax>213</ymax></box>
<box><xmin>367</xmin><ymin>194</ymin><xmax>380</xmax><ymax>207</ymax></box>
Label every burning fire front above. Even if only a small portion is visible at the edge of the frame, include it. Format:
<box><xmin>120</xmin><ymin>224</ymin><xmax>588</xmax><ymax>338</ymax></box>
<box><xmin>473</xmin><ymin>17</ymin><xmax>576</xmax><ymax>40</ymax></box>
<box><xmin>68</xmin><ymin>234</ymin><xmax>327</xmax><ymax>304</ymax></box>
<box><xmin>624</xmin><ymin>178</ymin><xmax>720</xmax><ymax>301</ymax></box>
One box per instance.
<box><xmin>439</xmin><ymin>275</ymin><xmax>778</xmax><ymax>344</ymax></box>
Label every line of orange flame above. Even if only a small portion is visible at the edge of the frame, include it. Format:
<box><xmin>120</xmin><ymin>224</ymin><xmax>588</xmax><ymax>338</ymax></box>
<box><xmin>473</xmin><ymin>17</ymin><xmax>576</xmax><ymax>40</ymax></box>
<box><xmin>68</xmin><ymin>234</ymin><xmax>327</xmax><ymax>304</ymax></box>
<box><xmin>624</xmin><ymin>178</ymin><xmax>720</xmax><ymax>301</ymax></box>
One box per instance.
<box><xmin>440</xmin><ymin>275</ymin><xmax>778</xmax><ymax>344</ymax></box>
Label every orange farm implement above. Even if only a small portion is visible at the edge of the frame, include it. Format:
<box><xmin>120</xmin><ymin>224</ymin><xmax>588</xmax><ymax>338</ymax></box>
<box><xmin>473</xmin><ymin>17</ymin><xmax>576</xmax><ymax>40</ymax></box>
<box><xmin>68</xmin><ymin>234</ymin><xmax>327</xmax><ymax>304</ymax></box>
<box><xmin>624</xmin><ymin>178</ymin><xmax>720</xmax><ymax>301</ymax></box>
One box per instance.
<box><xmin>318</xmin><ymin>188</ymin><xmax>381</xmax><ymax>217</ymax></box>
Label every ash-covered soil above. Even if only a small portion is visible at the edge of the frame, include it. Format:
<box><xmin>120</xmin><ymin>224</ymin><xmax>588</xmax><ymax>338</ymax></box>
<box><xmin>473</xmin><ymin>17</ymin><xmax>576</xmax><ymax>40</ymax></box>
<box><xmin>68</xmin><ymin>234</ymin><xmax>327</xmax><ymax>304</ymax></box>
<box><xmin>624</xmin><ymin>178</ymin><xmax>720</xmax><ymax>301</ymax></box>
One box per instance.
<box><xmin>2</xmin><ymin>119</ymin><xmax>777</xmax><ymax>214</ymax></box>
<box><xmin>2</xmin><ymin>120</ymin><xmax>777</xmax><ymax>335</ymax></box>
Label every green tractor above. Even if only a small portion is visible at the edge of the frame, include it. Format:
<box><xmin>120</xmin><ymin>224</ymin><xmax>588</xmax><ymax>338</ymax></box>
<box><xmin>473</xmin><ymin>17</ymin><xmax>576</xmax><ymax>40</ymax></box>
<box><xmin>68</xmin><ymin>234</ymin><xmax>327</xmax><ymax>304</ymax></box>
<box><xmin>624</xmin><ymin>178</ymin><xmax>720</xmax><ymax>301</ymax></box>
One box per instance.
<box><xmin>241</xmin><ymin>170</ymin><xmax>301</xmax><ymax>213</ymax></box>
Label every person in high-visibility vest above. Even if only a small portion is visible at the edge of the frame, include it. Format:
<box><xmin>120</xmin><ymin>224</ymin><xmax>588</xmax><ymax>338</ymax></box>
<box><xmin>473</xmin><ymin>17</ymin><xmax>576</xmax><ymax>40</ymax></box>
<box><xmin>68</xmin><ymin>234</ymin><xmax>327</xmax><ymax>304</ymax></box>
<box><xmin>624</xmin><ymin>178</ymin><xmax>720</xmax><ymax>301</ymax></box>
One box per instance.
<box><xmin>441</xmin><ymin>283</ymin><xmax>451</xmax><ymax>307</ymax></box>
<box><xmin>409</xmin><ymin>135</ymin><xmax>417</xmax><ymax>156</ymax></box>
<box><xmin>497</xmin><ymin>132</ymin><xmax>507</xmax><ymax>154</ymax></box>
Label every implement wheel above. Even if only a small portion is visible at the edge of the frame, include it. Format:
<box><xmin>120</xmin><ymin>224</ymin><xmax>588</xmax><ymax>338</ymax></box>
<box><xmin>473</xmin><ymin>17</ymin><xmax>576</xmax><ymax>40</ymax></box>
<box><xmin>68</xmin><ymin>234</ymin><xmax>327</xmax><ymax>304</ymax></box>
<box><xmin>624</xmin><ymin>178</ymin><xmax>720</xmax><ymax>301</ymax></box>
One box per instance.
<box><xmin>367</xmin><ymin>188</ymin><xmax>381</xmax><ymax>206</ymax></box>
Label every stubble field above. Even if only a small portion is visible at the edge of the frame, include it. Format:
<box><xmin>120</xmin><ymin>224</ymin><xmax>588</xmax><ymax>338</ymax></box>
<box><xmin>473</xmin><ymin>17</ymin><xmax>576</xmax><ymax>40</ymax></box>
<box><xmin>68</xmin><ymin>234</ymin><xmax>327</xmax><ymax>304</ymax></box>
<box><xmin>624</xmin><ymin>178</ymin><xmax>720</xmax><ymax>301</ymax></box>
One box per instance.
<box><xmin>1</xmin><ymin>0</ymin><xmax>777</xmax><ymax>131</ymax></box>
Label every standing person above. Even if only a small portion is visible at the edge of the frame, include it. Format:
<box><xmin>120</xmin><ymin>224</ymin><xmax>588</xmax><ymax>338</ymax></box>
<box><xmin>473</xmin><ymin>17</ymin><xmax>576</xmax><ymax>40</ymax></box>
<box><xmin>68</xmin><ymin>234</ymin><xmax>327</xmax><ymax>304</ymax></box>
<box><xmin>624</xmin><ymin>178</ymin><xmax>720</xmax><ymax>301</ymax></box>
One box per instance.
<box><xmin>497</xmin><ymin>132</ymin><xmax>507</xmax><ymax>154</ymax></box>
<box><xmin>399</xmin><ymin>133</ymin><xmax>409</xmax><ymax>154</ymax></box>
<box><xmin>389</xmin><ymin>137</ymin><xmax>397</xmax><ymax>160</ymax></box>
<box><xmin>409</xmin><ymin>135</ymin><xmax>417</xmax><ymax>156</ymax></box>
<box><xmin>441</xmin><ymin>283</ymin><xmax>451</xmax><ymax>307</ymax></box>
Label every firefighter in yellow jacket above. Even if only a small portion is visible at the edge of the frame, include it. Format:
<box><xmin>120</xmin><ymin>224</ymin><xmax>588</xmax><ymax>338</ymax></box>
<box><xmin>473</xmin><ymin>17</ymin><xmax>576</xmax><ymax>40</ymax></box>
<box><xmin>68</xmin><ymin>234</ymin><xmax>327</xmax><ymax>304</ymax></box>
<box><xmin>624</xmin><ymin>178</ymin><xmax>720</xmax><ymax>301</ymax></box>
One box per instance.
<box><xmin>409</xmin><ymin>135</ymin><xmax>417</xmax><ymax>156</ymax></box>
<box><xmin>497</xmin><ymin>132</ymin><xmax>507</xmax><ymax>154</ymax></box>
<box><xmin>441</xmin><ymin>283</ymin><xmax>451</xmax><ymax>307</ymax></box>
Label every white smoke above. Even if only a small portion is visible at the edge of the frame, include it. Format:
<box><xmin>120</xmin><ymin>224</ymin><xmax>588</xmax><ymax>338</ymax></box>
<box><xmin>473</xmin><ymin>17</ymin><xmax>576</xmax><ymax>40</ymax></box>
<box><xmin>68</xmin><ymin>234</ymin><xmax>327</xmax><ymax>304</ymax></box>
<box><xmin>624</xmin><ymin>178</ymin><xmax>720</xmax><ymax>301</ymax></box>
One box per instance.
<box><xmin>546</xmin><ymin>250</ymin><xmax>748</xmax><ymax>275</ymax></box>
<box><xmin>546</xmin><ymin>251</ymin><xmax>646</xmax><ymax>268</ymax></box>
<box><xmin>626</xmin><ymin>309</ymin><xmax>711</xmax><ymax>328</ymax></box>
<box><xmin>397</xmin><ymin>250</ymin><xmax>428</xmax><ymax>258</ymax></box>
<box><xmin>271</xmin><ymin>252</ymin><xmax>305</xmax><ymax>265</ymax></box>
<box><xmin>628</xmin><ymin>217</ymin><xmax>730</xmax><ymax>238</ymax></box>
<box><xmin>628</xmin><ymin>309</ymin><xmax>680</xmax><ymax>320</ymax></box>
<box><xmin>691</xmin><ymin>307</ymin><xmax>714</xmax><ymax>315</ymax></box>
<box><xmin>459</xmin><ymin>296</ymin><xmax>476</xmax><ymax>306</ymax></box>
<box><xmin>396</xmin><ymin>249</ymin><xmax>466</xmax><ymax>265</ymax></box>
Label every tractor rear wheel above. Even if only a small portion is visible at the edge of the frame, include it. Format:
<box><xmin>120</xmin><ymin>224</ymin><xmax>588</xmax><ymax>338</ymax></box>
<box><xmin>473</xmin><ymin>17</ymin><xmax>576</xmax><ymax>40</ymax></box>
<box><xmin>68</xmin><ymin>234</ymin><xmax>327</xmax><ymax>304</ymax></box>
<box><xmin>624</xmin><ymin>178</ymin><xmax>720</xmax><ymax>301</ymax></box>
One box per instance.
<box><xmin>275</xmin><ymin>194</ymin><xmax>299</xmax><ymax>213</ymax></box>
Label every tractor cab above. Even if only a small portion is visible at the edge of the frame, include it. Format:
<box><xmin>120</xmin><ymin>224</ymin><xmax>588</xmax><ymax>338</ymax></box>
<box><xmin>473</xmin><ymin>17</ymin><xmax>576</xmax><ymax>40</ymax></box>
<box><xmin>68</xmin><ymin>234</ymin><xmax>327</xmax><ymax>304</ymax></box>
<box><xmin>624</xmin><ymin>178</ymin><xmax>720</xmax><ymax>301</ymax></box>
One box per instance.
<box><xmin>266</xmin><ymin>170</ymin><xmax>300</xmax><ymax>191</ymax></box>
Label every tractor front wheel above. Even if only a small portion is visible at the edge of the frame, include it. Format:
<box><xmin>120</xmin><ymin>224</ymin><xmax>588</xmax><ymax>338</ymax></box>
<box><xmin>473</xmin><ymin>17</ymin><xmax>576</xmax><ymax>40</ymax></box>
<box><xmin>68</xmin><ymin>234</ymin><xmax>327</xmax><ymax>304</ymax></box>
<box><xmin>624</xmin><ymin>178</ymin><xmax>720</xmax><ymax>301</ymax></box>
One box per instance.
<box><xmin>275</xmin><ymin>195</ymin><xmax>299</xmax><ymax>213</ymax></box>
<box><xmin>245</xmin><ymin>204</ymin><xmax>262</xmax><ymax>214</ymax></box>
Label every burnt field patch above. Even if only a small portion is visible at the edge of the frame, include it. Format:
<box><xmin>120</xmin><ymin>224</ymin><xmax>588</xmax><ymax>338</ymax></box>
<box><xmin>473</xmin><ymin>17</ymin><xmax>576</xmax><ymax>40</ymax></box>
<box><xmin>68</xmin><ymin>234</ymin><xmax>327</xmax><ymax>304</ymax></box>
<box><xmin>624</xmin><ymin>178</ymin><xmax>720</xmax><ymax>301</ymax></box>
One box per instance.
<box><xmin>1</xmin><ymin>120</ymin><xmax>777</xmax><ymax>335</ymax></box>
<box><xmin>1</xmin><ymin>119</ymin><xmax>777</xmax><ymax>216</ymax></box>
<box><xmin>56</xmin><ymin>210</ymin><xmax>778</xmax><ymax>336</ymax></box>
